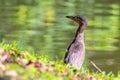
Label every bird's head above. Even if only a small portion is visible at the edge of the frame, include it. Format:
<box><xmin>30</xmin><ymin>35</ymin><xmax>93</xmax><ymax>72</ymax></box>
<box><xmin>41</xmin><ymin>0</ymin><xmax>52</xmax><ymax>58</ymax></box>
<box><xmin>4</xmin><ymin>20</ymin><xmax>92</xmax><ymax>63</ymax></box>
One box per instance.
<box><xmin>66</xmin><ymin>15</ymin><xmax>88</xmax><ymax>26</ymax></box>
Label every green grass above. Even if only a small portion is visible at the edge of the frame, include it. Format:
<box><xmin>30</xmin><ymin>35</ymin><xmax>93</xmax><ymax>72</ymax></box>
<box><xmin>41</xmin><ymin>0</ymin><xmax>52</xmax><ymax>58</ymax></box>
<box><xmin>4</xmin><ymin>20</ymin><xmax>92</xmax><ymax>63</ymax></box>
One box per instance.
<box><xmin>0</xmin><ymin>42</ymin><xmax>120</xmax><ymax>80</ymax></box>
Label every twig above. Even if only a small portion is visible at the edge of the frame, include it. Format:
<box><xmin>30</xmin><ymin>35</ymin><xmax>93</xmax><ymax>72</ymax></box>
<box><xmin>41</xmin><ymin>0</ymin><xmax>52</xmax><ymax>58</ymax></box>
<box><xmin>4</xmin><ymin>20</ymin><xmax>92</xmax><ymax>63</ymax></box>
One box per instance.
<box><xmin>89</xmin><ymin>60</ymin><xmax>102</xmax><ymax>73</ymax></box>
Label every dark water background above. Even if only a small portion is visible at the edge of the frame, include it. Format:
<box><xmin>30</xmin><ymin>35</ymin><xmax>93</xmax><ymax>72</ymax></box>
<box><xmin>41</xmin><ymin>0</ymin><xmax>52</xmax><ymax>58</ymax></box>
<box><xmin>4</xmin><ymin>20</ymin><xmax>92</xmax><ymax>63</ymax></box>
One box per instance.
<box><xmin>0</xmin><ymin>0</ymin><xmax>120</xmax><ymax>74</ymax></box>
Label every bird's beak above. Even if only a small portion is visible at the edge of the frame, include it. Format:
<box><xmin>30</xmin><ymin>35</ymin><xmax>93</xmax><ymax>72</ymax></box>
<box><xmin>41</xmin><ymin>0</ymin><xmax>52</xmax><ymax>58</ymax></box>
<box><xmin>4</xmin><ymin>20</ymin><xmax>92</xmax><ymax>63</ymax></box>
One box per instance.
<box><xmin>66</xmin><ymin>16</ymin><xmax>75</xmax><ymax>19</ymax></box>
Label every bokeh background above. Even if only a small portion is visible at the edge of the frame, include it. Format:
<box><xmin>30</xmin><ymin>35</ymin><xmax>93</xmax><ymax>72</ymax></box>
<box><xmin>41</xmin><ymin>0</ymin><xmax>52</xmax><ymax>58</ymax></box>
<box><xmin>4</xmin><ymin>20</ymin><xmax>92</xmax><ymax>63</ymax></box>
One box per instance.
<box><xmin>0</xmin><ymin>0</ymin><xmax>120</xmax><ymax>73</ymax></box>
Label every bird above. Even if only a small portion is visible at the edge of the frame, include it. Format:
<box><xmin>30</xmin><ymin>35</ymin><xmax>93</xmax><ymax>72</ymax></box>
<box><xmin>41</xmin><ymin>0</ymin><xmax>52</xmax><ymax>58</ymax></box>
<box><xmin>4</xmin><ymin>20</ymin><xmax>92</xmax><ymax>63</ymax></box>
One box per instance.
<box><xmin>64</xmin><ymin>15</ymin><xmax>88</xmax><ymax>69</ymax></box>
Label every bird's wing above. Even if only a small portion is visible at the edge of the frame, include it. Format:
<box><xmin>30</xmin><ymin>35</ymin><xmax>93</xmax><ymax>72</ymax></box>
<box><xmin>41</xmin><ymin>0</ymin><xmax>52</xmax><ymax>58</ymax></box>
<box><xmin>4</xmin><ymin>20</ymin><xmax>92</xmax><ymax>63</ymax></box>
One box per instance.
<box><xmin>64</xmin><ymin>41</ymin><xmax>83</xmax><ymax>63</ymax></box>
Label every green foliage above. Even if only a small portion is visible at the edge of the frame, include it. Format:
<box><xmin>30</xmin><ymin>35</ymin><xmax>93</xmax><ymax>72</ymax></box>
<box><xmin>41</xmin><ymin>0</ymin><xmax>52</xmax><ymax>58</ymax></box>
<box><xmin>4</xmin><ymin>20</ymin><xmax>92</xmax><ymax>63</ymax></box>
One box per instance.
<box><xmin>0</xmin><ymin>41</ymin><xmax>17</xmax><ymax>51</ymax></box>
<box><xmin>0</xmin><ymin>42</ymin><xmax>120</xmax><ymax>80</ymax></box>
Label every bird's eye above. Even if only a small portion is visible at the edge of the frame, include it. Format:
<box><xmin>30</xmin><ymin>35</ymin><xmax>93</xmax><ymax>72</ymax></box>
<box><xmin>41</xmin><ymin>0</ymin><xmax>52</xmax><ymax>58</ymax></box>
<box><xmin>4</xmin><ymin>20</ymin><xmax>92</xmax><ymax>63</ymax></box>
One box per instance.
<box><xmin>79</xmin><ymin>18</ymin><xmax>82</xmax><ymax>21</ymax></box>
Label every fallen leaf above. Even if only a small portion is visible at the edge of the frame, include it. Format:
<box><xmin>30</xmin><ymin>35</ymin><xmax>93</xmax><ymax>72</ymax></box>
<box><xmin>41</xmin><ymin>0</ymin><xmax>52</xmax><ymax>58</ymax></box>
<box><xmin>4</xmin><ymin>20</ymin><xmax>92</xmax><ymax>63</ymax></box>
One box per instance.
<box><xmin>5</xmin><ymin>70</ymin><xmax>17</xmax><ymax>77</ymax></box>
<box><xmin>0</xmin><ymin>48</ymin><xmax>4</xmax><ymax>54</ymax></box>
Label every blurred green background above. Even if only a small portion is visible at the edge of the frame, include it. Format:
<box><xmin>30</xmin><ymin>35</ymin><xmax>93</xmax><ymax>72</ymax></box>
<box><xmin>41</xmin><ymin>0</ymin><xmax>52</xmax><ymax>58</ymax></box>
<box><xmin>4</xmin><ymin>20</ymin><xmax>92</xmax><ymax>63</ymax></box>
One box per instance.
<box><xmin>0</xmin><ymin>0</ymin><xmax>120</xmax><ymax>73</ymax></box>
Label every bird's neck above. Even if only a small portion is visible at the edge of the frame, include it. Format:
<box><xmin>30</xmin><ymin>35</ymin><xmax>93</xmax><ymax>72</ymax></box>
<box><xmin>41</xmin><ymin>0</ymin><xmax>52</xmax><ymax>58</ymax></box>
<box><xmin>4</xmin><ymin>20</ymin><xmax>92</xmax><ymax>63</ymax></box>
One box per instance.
<box><xmin>75</xmin><ymin>32</ymin><xmax>84</xmax><ymax>43</ymax></box>
<box><xmin>75</xmin><ymin>23</ymin><xmax>85</xmax><ymax>42</ymax></box>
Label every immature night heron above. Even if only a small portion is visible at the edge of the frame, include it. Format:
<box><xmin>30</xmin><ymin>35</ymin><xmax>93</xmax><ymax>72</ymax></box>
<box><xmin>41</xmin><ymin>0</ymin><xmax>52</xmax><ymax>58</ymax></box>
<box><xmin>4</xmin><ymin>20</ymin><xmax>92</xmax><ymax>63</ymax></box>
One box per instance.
<box><xmin>64</xmin><ymin>15</ymin><xmax>88</xmax><ymax>69</ymax></box>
